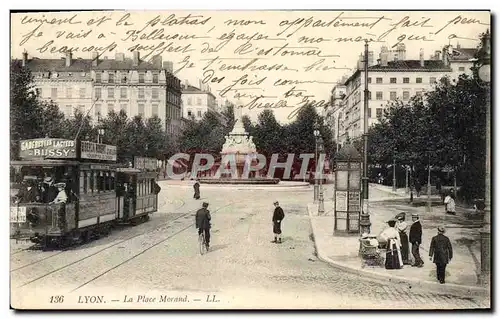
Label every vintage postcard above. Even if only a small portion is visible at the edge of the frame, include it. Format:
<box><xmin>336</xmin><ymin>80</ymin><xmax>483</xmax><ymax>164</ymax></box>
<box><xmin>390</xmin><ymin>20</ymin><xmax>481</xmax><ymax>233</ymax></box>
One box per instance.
<box><xmin>9</xmin><ymin>10</ymin><xmax>491</xmax><ymax>310</ymax></box>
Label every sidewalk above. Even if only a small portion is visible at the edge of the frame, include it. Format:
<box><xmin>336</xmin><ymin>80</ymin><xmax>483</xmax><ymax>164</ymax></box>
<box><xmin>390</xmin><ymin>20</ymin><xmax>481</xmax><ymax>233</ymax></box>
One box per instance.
<box><xmin>308</xmin><ymin>200</ymin><xmax>489</xmax><ymax>297</ymax></box>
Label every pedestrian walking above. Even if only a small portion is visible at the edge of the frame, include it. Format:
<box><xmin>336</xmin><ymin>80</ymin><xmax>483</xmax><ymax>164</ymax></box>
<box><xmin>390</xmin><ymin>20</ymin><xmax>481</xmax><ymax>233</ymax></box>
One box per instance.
<box><xmin>409</xmin><ymin>213</ymin><xmax>424</xmax><ymax>267</ymax></box>
<box><xmin>383</xmin><ymin>219</ymin><xmax>403</xmax><ymax>269</ymax></box>
<box><xmin>271</xmin><ymin>201</ymin><xmax>285</xmax><ymax>244</ymax></box>
<box><xmin>193</xmin><ymin>180</ymin><xmax>200</xmax><ymax>200</ymax></box>
<box><xmin>429</xmin><ymin>226</ymin><xmax>453</xmax><ymax>284</ymax></box>
<box><xmin>444</xmin><ymin>189</ymin><xmax>456</xmax><ymax>215</ymax></box>
<box><xmin>397</xmin><ymin>214</ymin><xmax>410</xmax><ymax>265</ymax></box>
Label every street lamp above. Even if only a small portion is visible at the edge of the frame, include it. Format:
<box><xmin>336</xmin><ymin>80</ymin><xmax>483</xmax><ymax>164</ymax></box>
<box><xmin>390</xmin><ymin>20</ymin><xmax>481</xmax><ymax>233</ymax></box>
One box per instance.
<box><xmin>426</xmin><ymin>151</ymin><xmax>432</xmax><ymax>213</ymax></box>
<box><xmin>313</xmin><ymin>122</ymin><xmax>320</xmax><ymax>202</ymax></box>
<box><xmin>318</xmin><ymin>136</ymin><xmax>325</xmax><ymax>215</ymax></box>
<box><xmin>476</xmin><ymin>29</ymin><xmax>490</xmax><ymax>286</ymax></box>
<box><xmin>97</xmin><ymin>128</ymin><xmax>105</xmax><ymax>144</ymax></box>
<box><xmin>392</xmin><ymin>150</ymin><xmax>397</xmax><ymax>192</ymax></box>
<box><xmin>360</xmin><ymin>40</ymin><xmax>371</xmax><ymax>234</ymax></box>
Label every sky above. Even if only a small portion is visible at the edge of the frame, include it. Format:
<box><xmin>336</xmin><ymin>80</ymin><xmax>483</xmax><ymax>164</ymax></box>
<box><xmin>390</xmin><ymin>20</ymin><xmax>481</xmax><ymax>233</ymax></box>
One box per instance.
<box><xmin>10</xmin><ymin>10</ymin><xmax>490</xmax><ymax>123</ymax></box>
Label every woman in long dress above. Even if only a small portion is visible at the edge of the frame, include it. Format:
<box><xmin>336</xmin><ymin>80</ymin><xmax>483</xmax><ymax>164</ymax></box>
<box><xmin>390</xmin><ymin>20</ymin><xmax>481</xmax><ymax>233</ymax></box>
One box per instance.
<box><xmin>397</xmin><ymin>215</ymin><xmax>410</xmax><ymax>265</ymax></box>
<box><xmin>384</xmin><ymin>220</ymin><xmax>403</xmax><ymax>269</ymax></box>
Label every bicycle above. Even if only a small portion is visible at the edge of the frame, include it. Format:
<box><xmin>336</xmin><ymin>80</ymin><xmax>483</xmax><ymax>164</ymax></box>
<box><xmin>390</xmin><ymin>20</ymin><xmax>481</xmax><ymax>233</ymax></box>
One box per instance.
<box><xmin>199</xmin><ymin>231</ymin><xmax>208</xmax><ymax>255</ymax></box>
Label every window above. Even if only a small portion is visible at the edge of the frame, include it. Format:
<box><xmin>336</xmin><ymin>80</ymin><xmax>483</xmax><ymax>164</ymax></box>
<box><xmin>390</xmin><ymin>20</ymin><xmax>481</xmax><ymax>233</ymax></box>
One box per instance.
<box><xmin>138</xmin><ymin>88</ymin><xmax>145</xmax><ymax>99</ymax></box>
<box><xmin>367</xmin><ymin>77</ymin><xmax>371</xmax><ymax>84</ymax></box>
<box><xmin>390</xmin><ymin>77</ymin><xmax>397</xmax><ymax>84</ymax></box>
<box><xmin>368</xmin><ymin>108</ymin><xmax>372</xmax><ymax>118</ymax></box>
<box><xmin>403</xmin><ymin>91</ymin><xmax>410</xmax><ymax>101</ymax></box>
<box><xmin>153</xmin><ymin>74</ymin><xmax>159</xmax><ymax>83</ymax></box>
<box><xmin>66</xmin><ymin>105</ymin><xmax>72</xmax><ymax>116</ymax></box>
<box><xmin>367</xmin><ymin>91</ymin><xmax>372</xmax><ymax>100</ymax></box>
<box><xmin>376</xmin><ymin>108</ymin><xmax>383</xmax><ymax>117</ymax></box>
<box><xmin>79</xmin><ymin>88</ymin><xmax>86</xmax><ymax>99</ymax></box>
<box><xmin>197</xmin><ymin>98</ymin><xmax>202</xmax><ymax>105</ymax></box>
<box><xmin>108</xmin><ymin>73</ymin><xmax>115</xmax><ymax>83</ymax></box>
<box><xmin>107</xmin><ymin>103</ymin><xmax>114</xmax><ymax>114</ymax></box>
<box><xmin>376</xmin><ymin>91</ymin><xmax>383</xmax><ymax>100</ymax></box>
<box><xmin>95</xmin><ymin>88</ymin><xmax>102</xmax><ymax>99</ymax></box>
<box><xmin>403</xmin><ymin>77</ymin><xmax>410</xmax><ymax>84</ymax></box>
<box><xmin>416</xmin><ymin>90</ymin><xmax>423</xmax><ymax>96</ymax></box>
<box><xmin>430</xmin><ymin>77</ymin><xmax>437</xmax><ymax>84</ymax></box>
<box><xmin>78</xmin><ymin>105</ymin><xmax>85</xmax><ymax>114</ymax></box>
<box><xmin>376</xmin><ymin>77</ymin><xmax>383</xmax><ymax>84</ymax></box>
<box><xmin>416</xmin><ymin>77</ymin><xmax>422</xmax><ymax>83</ymax></box>
<box><xmin>120</xmin><ymin>88</ymin><xmax>127</xmax><ymax>99</ymax></box>
<box><xmin>51</xmin><ymin>88</ymin><xmax>58</xmax><ymax>99</ymax></box>
<box><xmin>120</xmin><ymin>104</ymin><xmax>127</xmax><ymax>113</ymax></box>
<box><xmin>459</xmin><ymin>66</ymin><xmax>465</xmax><ymax>71</ymax></box>
<box><xmin>187</xmin><ymin>109</ymin><xmax>192</xmax><ymax>117</ymax></box>
<box><xmin>108</xmin><ymin>88</ymin><xmax>114</xmax><ymax>99</ymax></box>
<box><xmin>95</xmin><ymin>73</ymin><xmax>101</xmax><ymax>83</ymax></box>
<box><xmin>152</xmin><ymin>104</ymin><xmax>158</xmax><ymax>116</ymax></box>
<box><xmin>187</xmin><ymin>97</ymin><xmax>192</xmax><ymax>105</ymax></box>
<box><xmin>152</xmin><ymin>88</ymin><xmax>159</xmax><ymax>99</ymax></box>
<box><xmin>138</xmin><ymin>104</ymin><xmax>145</xmax><ymax>117</ymax></box>
<box><xmin>66</xmin><ymin>87</ymin><xmax>72</xmax><ymax>98</ymax></box>
<box><xmin>197</xmin><ymin>109</ymin><xmax>202</xmax><ymax>117</ymax></box>
<box><xmin>390</xmin><ymin>91</ymin><xmax>397</xmax><ymax>100</ymax></box>
<box><xmin>121</xmin><ymin>74</ymin><xmax>127</xmax><ymax>83</ymax></box>
<box><xmin>95</xmin><ymin>104</ymin><xmax>101</xmax><ymax>116</ymax></box>
<box><xmin>37</xmin><ymin>88</ymin><xmax>43</xmax><ymax>97</ymax></box>
<box><xmin>139</xmin><ymin>73</ymin><xmax>145</xmax><ymax>83</ymax></box>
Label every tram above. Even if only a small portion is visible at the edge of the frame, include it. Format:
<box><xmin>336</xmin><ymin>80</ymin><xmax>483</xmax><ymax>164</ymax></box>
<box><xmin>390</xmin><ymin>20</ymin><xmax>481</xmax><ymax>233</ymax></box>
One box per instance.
<box><xmin>10</xmin><ymin>138</ymin><xmax>160</xmax><ymax>247</ymax></box>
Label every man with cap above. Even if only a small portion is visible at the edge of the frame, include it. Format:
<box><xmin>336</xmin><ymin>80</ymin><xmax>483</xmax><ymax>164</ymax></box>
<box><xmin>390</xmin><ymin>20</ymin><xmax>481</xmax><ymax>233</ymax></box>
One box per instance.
<box><xmin>271</xmin><ymin>201</ymin><xmax>285</xmax><ymax>244</ymax></box>
<box><xmin>195</xmin><ymin>202</ymin><xmax>211</xmax><ymax>249</ymax></box>
<box><xmin>429</xmin><ymin>226</ymin><xmax>453</xmax><ymax>284</ymax></box>
<box><xmin>409</xmin><ymin>213</ymin><xmax>424</xmax><ymax>267</ymax></box>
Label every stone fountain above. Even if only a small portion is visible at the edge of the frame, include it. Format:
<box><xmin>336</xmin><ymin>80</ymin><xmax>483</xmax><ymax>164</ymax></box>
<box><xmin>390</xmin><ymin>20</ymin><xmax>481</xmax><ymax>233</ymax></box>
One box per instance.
<box><xmin>198</xmin><ymin>105</ymin><xmax>279</xmax><ymax>184</ymax></box>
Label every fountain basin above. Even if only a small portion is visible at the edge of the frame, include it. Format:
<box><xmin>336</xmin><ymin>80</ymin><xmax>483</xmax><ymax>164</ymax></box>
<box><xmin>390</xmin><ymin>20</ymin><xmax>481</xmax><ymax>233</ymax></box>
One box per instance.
<box><xmin>199</xmin><ymin>178</ymin><xmax>280</xmax><ymax>185</ymax></box>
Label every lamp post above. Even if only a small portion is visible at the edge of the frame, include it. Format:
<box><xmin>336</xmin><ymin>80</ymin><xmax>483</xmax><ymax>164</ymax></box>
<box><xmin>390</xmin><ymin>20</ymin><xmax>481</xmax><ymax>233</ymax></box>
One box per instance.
<box><xmin>426</xmin><ymin>151</ymin><xmax>432</xmax><ymax>213</ymax></box>
<box><xmin>477</xmin><ymin>29</ymin><xmax>491</xmax><ymax>286</ymax></box>
<box><xmin>392</xmin><ymin>151</ymin><xmax>397</xmax><ymax>192</ymax></box>
<box><xmin>313</xmin><ymin>123</ymin><xmax>320</xmax><ymax>202</ymax></box>
<box><xmin>97</xmin><ymin>128</ymin><xmax>105</xmax><ymax>144</ymax></box>
<box><xmin>360</xmin><ymin>40</ymin><xmax>371</xmax><ymax>233</ymax></box>
<box><xmin>318</xmin><ymin>136</ymin><xmax>325</xmax><ymax>215</ymax></box>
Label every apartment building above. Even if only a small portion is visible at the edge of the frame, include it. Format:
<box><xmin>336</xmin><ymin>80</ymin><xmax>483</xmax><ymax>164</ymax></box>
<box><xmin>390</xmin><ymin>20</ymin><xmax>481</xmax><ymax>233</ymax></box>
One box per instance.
<box><xmin>181</xmin><ymin>81</ymin><xmax>218</xmax><ymax>120</ymax></box>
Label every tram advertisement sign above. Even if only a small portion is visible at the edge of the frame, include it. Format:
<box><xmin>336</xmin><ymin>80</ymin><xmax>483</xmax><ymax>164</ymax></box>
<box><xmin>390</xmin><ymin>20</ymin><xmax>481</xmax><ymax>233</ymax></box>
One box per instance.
<box><xmin>19</xmin><ymin>138</ymin><xmax>76</xmax><ymax>159</ymax></box>
<box><xmin>81</xmin><ymin>141</ymin><xmax>117</xmax><ymax>161</ymax></box>
<box><xmin>134</xmin><ymin>157</ymin><xmax>157</xmax><ymax>171</ymax></box>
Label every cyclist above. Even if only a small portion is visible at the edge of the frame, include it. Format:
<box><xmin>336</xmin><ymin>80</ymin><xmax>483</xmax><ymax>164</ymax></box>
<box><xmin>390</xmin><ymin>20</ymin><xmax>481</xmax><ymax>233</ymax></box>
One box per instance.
<box><xmin>195</xmin><ymin>202</ymin><xmax>211</xmax><ymax>249</ymax></box>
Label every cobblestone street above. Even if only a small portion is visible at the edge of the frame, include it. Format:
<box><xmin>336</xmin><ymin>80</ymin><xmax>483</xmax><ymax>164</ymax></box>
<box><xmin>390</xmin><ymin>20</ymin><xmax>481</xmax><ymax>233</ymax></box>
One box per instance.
<box><xmin>10</xmin><ymin>182</ymin><xmax>490</xmax><ymax>309</ymax></box>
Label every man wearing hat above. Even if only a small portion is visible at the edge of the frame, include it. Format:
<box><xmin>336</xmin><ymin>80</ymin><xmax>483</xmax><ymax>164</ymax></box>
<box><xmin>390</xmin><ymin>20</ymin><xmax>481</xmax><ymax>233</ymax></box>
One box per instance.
<box><xmin>429</xmin><ymin>226</ymin><xmax>453</xmax><ymax>284</ymax></box>
<box><xmin>195</xmin><ymin>202</ymin><xmax>211</xmax><ymax>249</ymax></box>
<box><xmin>271</xmin><ymin>201</ymin><xmax>285</xmax><ymax>244</ymax></box>
<box><xmin>15</xmin><ymin>176</ymin><xmax>41</xmax><ymax>203</ymax></box>
<box><xmin>409</xmin><ymin>213</ymin><xmax>424</xmax><ymax>267</ymax></box>
<box><xmin>41</xmin><ymin>176</ymin><xmax>58</xmax><ymax>203</ymax></box>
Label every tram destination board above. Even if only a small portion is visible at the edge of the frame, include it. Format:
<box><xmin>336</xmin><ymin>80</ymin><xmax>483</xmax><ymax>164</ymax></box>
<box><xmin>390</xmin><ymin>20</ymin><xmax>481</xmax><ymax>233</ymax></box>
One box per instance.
<box><xmin>80</xmin><ymin>141</ymin><xmax>117</xmax><ymax>161</ymax></box>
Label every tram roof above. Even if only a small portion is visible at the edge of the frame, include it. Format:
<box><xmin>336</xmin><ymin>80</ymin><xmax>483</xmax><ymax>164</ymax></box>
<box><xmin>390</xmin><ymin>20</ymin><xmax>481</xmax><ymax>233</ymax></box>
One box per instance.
<box><xmin>11</xmin><ymin>159</ymin><xmax>81</xmax><ymax>166</ymax></box>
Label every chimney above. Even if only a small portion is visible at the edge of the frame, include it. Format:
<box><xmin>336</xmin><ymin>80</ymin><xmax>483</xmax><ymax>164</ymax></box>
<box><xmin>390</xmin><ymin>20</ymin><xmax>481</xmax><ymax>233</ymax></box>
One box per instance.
<box><xmin>434</xmin><ymin>50</ymin><xmax>441</xmax><ymax>60</ymax></box>
<box><xmin>199</xmin><ymin>79</ymin><xmax>204</xmax><ymax>91</ymax></box>
<box><xmin>91</xmin><ymin>52</ymin><xmax>98</xmax><ymax>67</ymax></box>
<box><xmin>456</xmin><ymin>42</ymin><xmax>461</xmax><ymax>49</ymax></box>
<box><xmin>357</xmin><ymin>53</ymin><xmax>364</xmax><ymax>70</ymax></box>
<box><xmin>163</xmin><ymin>61</ymin><xmax>173</xmax><ymax>73</ymax></box>
<box><xmin>397</xmin><ymin>43</ymin><xmax>406</xmax><ymax>60</ymax></box>
<box><xmin>368</xmin><ymin>51</ymin><xmax>374</xmax><ymax>66</ymax></box>
<box><xmin>420</xmin><ymin>49</ymin><xmax>425</xmax><ymax>67</ymax></box>
<box><xmin>22</xmin><ymin>50</ymin><xmax>28</xmax><ymax>67</ymax></box>
<box><xmin>133</xmin><ymin>51</ymin><xmax>140</xmax><ymax>66</ymax></box>
<box><xmin>115</xmin><ymin>53</ymin><xmax>125</xmax><ymax>61</ymax></box>
<box><xmin>152</xmin><ymin>55</ymin><xmax>162</xmax><ymax>69</ymax></box>
<box><xmin>65</xmin><ymin>51</ymin><xmax>72</xmax><ymax>67</ymax></box>
<box><xmin>184</xmin><ymin>80</ymin><xmax>189</xmax><ymax>88</ymax></box>
<box><xmin>380</xmin><ymin>46</ymin><xmax>389</xmax><ymax>67</ymax></box>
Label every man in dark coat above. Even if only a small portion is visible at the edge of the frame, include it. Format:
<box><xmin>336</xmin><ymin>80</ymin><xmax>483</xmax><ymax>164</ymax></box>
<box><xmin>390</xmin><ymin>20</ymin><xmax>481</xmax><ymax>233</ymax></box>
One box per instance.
<box><xmin>15</xmin><ymin>177</ymin><xmax>41</xmax><ymax>203</ymax></box>
<box><xmin>193</xmin><ymin>180</ymin><xmax>200</xmax><ymax>200</ymax></box>
<box><xmin>272</xmin><ymin>201</ymin><xmax>285</xmax><ymax>244</ymax></box>
<box><xmin>409</xmin><ymin>213</ymin><xmax>424</xmax><ymax>267</ymax></box>
<box><xmin>429</xmin><ymin>226</ymin><xmax>453</xmax><ymax>284</ymax></box>
<box><xmin>41</xmin><ymin>176</ymin><xmax>58</xmax><ymax>203</ymax></box>
<box><xmin>195</xmin><ymin>202</ymin><xmax>211</xmax><ymax>249</ymax></box>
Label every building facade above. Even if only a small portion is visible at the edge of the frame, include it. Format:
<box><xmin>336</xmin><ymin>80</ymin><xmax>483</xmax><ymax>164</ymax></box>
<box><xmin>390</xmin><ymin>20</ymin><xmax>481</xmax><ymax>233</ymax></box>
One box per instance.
<box><xmin>329</xmin><ymin>44</ymin><xmax>476</xmax><ymax>145</ymax></box>
<box><xmin>21</xmin><ymin>51</ymin><xmax>182</xmax><ymax>133</ymax></box>
<box><xmin>181</xmin><ymin>81</ymin><xmax>218</xmax><ymax>120</ymax></box>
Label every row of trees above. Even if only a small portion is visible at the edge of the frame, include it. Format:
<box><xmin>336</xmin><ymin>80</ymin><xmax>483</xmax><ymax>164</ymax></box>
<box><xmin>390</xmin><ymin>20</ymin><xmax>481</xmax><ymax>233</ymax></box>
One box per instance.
<box><xmin>178</xmin><ymin>103</ymin><xmax>336</xmax><ymax>172</ymax></box>
<box><xmin>368</xmin><ymin>74</ymin><xmax>487</xmax><ymax>203</ymax></box>
<box><xmin>10</xmin><ymin>60</ymin><xmax>171</xmax><ymax>162</ymax></box>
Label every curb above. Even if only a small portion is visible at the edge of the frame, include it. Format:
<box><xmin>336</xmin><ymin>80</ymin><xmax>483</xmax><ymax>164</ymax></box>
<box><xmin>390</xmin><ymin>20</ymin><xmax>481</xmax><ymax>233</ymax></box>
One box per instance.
<box><xmin>307</xmin><ymin>205</ymin><xmax>490</xmax><ymax>298</ymax></box>
<box><xmin>158</xmin><ymin>181</ymin><xmax>312</xmax><ymax>191</ymax></box>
